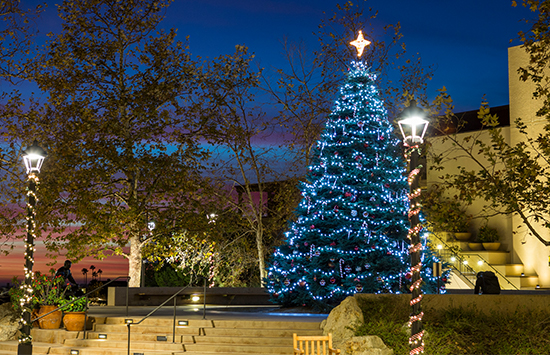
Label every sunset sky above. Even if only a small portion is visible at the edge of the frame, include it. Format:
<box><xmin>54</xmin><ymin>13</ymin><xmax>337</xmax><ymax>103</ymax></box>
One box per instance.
<box><xmin>1</xmin><ymin>0</ymin><xmax>536</xmax><ymax>285</ymax></box>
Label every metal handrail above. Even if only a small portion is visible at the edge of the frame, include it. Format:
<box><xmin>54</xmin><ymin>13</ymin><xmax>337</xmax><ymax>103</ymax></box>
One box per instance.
<box><xmin>127</xmin><ymin>284</ymin><xmax>206</xmax><ymax>355</ymax></box>
<box><xmin>429</xmin><ymin>232</ymin><xmax>519</xmax><ymax>290</ymax></box>
<box><xmin>31</xmin><ymin>276</ymin><xmax>130</xmax><ymax>339</ymax></box>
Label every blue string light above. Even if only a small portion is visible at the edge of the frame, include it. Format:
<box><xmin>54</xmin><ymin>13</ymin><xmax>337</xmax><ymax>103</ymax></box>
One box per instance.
<box><xmin>267</xmin><ymin>61</ymin><xmax>448</xmax><ymax>307</ymax></box>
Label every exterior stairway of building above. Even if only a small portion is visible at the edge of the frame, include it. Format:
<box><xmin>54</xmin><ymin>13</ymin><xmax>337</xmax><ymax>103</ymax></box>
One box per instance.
<box><xmin>0</xmin><ymin>313</ymin><xmax>324</xmax><ymax>355</ymax></box>
<box><xmin>430</xmin><ymin>232</ymin><xmax>540</xmax><ymax>291</ymax></box>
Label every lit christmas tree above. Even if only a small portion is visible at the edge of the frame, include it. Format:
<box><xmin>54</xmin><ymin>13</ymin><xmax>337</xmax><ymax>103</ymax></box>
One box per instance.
<box><xmin>266</xmin><ymin>33</ymin><xmax>447</xmax><ymax>309</ymax></box>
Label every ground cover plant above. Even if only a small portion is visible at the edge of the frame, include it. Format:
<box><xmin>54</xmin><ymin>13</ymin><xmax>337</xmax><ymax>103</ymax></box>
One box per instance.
<box><xmin>354</xmin><ymin>296</ymin><xmax>550</xmax><ymax>354</ymax></box>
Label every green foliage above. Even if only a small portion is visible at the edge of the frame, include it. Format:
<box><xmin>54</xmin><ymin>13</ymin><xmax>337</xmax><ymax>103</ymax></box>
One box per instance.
<box><xmin>32</xmin><ymin>272</ymin><xmax>69</xmax><ymax>306</ymax></box>
<box><xmin>355</xmin><ymin>297</ymin><xmax>550</xmax><ymax>354</ymax></box>
<box><xmin>27</xmin><ymin>0</ymin><xmax>208</xmax><ymax>286</ymax></box>
<box><xmin>145</xmin><ymin>263</ymin><xmax>189</xmax><ymax>287</ymax></box>
<box><xmin>60</xmin><ymin>296</ymin><xmax>87</xmax><ymax>312</ymax></box>
<box><xmin>10</xmin><ymin>272</ymin><xmax>69</xmax><ymax>312</ymax></box>
<box><xmin>478</xmin><ymin>225</ymin><xmax>500</xmax><ymax>243</ymax></box>
<box><xmin>422</xmin><ymin>185</ymin><xmax>471</xmax><ymax>233</ymax></box>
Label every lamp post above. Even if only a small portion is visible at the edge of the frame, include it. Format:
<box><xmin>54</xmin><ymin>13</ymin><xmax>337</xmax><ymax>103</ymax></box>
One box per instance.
<box><xmin>140</xmin><ymin>220</ymin><xmax>156</xmax><ymax>287</ymax></box>
<box><xmin>18</xmin><ymin>140</ymin><xmax>47</xmax><ymax>355</ymax></box>
<box><xmin>397</xmin><ymin>101</ymin><xmax>428</xmax><ymax>355</ymax></box>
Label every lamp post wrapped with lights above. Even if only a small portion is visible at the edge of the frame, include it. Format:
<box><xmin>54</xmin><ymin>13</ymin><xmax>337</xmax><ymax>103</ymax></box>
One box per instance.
<box><xmin>18</xmin><ymin>140</ymin><xmax>46</xmax><ymax>355</ymax></box>
<box><xmin>397</xmin><ymin>101</ymin><xmax>428</xmax><ymax>355</ymax></box>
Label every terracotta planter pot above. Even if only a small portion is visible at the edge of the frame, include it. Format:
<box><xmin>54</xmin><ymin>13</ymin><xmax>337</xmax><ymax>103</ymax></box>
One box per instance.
<box><xmin>454</xmin><ymin>232</ymin><xmax>471</xmax><ymax>241</ymax></box>
<box><xmin>468</xmin><ymin>242</ymin><xmax>483</xmax><ymax>251</ymax></box>
<box><xmin>482</xmin><ymin>242</ymin><xmax>501</xmax><ymax>251</ymax></box>
<box><xmin>38</xmin><ymin>305</ymin><xmax>62</xmax><ymax>329</ymax></box>
<box><xmin>63</xmin><ymin>312</ymin><xmax>87</xmax><ymax>331</ymax></box>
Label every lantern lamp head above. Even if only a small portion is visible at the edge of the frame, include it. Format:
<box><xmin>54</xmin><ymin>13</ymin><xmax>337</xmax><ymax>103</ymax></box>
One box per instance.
<box><xmin>397</xmin><ymin>100</ymin><xmax>428</xmax><ymax>145</ymax></box>
<box><xmin>22</xmin><ymin>140</ymin><xmax>47</xmax><ymax>174</ymax></box>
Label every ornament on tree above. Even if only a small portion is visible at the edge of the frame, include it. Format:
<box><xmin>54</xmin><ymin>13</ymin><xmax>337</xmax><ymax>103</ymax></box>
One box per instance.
<box><xmin>330</xmin><ymin>277</ymin><xmax>336</xmax><ymax>284</ymax></box>
<box><xmin>284</xmin><ymin>279</ymin><xmax>290</xmax><ymax>286</ymax></box>
<box><xmin>351</xmin><ymin>210</ymin><xmax>358</xmax><ymax>217</ymax></box>
<box><xmin>355</xmin><ymin>284</ymin><xmax>363</xmax><ymax>292</ymax></box>
<box><xmin>319</xmin><ymin>279</ymin><xmax>326</xmax><ymax>286</ymax></box>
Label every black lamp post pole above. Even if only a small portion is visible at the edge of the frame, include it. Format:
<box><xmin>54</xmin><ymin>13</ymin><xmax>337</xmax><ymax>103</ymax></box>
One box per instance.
<box><xmin>18</xmin><ymin>172</ymin><xmax>38</xmax><ymax>355</ymax></box>
<box><xmin>407</xmin><ymin>145</ymin><xmax>424</xmax><ymax>355</ymax></box>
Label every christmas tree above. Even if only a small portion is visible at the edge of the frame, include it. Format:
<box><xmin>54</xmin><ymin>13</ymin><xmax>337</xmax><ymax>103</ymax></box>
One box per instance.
<box><xmin>266</xmin><ymin>54</ymin><xmax>446</xmax><ymax>308</ymax></box>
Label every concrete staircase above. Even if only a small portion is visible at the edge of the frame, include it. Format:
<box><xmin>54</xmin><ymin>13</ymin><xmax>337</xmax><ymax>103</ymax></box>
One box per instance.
<box><xmin>0</xmin><ymin>315</ymin><xmax>323</xmax><ymax>355</ymax></box>
<box><xmin>435</xmin><ymin>234</ymin><xmax>540</xmax><ymax>290</ymax></box>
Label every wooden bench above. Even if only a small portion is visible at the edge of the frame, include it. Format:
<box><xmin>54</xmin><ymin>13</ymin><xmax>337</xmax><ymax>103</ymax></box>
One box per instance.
<box><xmin>293</xmin><ymin>333</ymin><xmax>341</xmax><ymax>355</ymax></box>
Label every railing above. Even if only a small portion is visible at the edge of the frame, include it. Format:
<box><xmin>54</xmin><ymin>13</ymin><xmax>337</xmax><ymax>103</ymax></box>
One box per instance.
<box><xmin>126</xmin><ymin>282</ymin><xmax>208</xmax><ymax>355</ymax></box>
<box><xmin>32</xmin><ymin>276</ymin><xmax>130</xmax><ymax>340</ymax></box>
<box><xmin>429</xmin><ymin>232</ymin><xmax>519</xmax><ymax>290</ymax></box>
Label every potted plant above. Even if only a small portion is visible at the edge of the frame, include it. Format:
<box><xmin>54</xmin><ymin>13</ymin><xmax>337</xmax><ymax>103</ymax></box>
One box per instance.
<box><xmin>60</xmin><ymin>296</ymin><xmax>88</xmax><ymax>331</ymax></box>
<box><xmin>9</xmin><ymin>272</ymin><xmax>68</xmax><ymax>329</ymax></box>
<box><xmin>478</xmin><ymin>225</ymin><xmax>501</xmax><ymax>251</ymax></box>
<box><xmin>33</xmin><ymin>272</ymin><xmax>69</xmax><ymax>329</ymax></box>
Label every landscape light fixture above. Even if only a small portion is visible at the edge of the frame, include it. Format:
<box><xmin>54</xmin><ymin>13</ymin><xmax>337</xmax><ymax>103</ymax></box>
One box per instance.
<box><xmin>17</xmin><ymin>141</ymin><xmax>47</xmax><ymax>355</ymax></box>
<box><xmin>178</xmin><ymin>320</ymin><xmax>189</xmax><ymax>326</ymax></box>
<box><xmin>70</xmin><ymin>350</ymin><xmax>79</xmax><ymax>355</ymax></box>
<box><xmin>191</xmin><ymin>296</ymin><xmax>200</xmax><ymax>302</ymax></box>
<box><xmin>125</xmin><ymin>319</ymin><xmax>133</xmax><ymax>324</ymax></box>
<box><xmin>98</xmin><ymin>334</ymin><xmax>107</xmax><ymax>339</ymax></box>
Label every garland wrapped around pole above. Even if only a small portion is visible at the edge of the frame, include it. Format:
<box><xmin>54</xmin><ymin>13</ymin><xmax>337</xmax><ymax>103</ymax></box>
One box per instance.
<box><xmin>406</xmin><ymin>144</ymin><xmax>424</xmax><ymax>355</ymax></box>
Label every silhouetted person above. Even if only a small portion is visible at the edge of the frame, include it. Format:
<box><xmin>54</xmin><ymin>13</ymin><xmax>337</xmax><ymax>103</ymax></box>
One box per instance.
<box><xmin>56</xmin><ymin>260</ymin><xmax>77</xmax><ymax>287</ymax></box>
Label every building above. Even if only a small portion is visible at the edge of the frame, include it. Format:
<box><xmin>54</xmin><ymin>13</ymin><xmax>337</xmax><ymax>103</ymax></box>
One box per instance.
<box><xmin>426</xmin><ymin>44</ymin><xmax>550</xmax><ymax>290</ymax></box>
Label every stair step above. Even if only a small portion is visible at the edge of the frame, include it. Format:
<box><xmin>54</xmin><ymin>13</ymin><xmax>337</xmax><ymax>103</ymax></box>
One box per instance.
<box><xmin>0</xmin><ymin>314</ymin><xmax>324</xmax><ymax>355</ymax></box>
<box><xmin>183</xmin><ymin>343</ymin><xmax>291</xmax><ymax>354</ymax></box>
<box><xmin>0</xmin><ymin>341</ymin><xmax>65</xmax><ymax>353</ymax></box>
<box><xmin>202</xmin><ymin>327</ymin><xmax>321</xmax><ymax>337</ymax></box>
<box><xmin>63</xmin><ymin>339</ymin><xmax>185</xmax><ymax>350</ymax></box>
<box><xmin>106</xmin><ymin>317</ymin><xmax>213</xmax><ymax>327</ymax></box>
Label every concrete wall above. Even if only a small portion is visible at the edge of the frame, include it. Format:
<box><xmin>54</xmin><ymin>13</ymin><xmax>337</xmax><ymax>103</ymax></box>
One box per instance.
<box><xmin>107</xmin><ymin>287</ymin><xmax>272</xmax><ymax>306</ymax></box>
<box><xmin>426</xmin><ymin>128</ymin><xmax>514</xmax><ymax>251</ymax></box>
<box><xmin>508</xmin><ymin>44</ymin><xmax>550</xmax><ymax>285</ymax></box>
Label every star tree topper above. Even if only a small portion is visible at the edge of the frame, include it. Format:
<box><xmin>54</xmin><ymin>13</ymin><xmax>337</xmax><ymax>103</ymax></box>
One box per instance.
<box><xmin>350</xmin><ymin>30</ymin><xmax>371</xmax><ymax>57</ymax></box>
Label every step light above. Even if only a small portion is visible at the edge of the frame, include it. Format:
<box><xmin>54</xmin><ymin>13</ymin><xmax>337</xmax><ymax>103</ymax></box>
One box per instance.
<box><xmin>191</xmin><ymin>295</ymin><xmax>200</xmax><ymax>302</ymax></box>
<box><xmin>98</xmin><ymin>334</ymin><xmax>107</xmax><ymax>339</ymax></box>
<box><xmin>536</xmin><ymin>285</ymin><xmax>541</xmax><ymax>289</ymax></box>
<box><xmin>157</xmin><ymin>336</ymin><xmax>167</xmax><ymax>341</ymax></box>
<box><xmin>134</xmin><ymin>353</ymin><xmax>144</xmax><ymax>355</ymax></box>
<box><xmin>70</xmin><ymin>350</ymin><xmax>79</xmax><ymax>355</ymax></box>
<box><xmin>521</xmin><ymin>273</ymin><xmax>525</xmax><ymax>276</ymax></box>
<box><xmin>178</xmin><ymin>320</ymin><xmax>189</xmax><ymax>326</ymax></box>
<box><xmin>125</xmin><ymin>319</ymin><xmax>133</xmax><ymax>324</ymax></box>
<box><xmin>477</xmin><ymin>260</ymin><xmax>483</xmax><ymax>266</ymax></box>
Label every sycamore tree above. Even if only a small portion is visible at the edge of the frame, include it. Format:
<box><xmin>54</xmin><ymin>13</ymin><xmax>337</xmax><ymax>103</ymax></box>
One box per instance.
<box><xmin>191</xmin><ymin>46</ymin><xmax>298</xmax><ymax>285</ymax></box>
<box><xmin>0</xmin><ymin>0</ymin><xmax>43</xmax><ymax>81</ymax></box>
<box><xmin>29</xmin><ymin>0</ymin><xmax>206</xmax><ymax>287</ymax></box>
<box><xmin>0</xmin><ymin>0</ymin><xmax>44</xmax><ymax>255</ymax></box>
<box><xmin>426</xmin><ymin>1</ymin><xmax>550</xmax><ymax>247</ymax></box>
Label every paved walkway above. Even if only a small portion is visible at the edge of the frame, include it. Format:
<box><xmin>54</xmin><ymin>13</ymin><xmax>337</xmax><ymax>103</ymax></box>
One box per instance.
<box><xmin>87</xmin><ymin>304</ymin><xmax>329</xmax><ymax>323</ymax></box>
